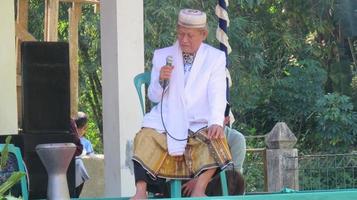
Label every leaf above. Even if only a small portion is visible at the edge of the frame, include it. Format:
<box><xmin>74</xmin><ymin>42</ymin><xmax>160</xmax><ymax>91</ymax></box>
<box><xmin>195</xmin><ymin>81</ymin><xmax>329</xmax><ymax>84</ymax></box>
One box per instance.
<box><xmin>0</xmin><ymin>172</ymin><xmax>25</xmax><ymax>196</ymax></box>
<box><xmin>0</xmin><ymin>136</ymin><xmax>12</xmax><ymax>170</ymax></box>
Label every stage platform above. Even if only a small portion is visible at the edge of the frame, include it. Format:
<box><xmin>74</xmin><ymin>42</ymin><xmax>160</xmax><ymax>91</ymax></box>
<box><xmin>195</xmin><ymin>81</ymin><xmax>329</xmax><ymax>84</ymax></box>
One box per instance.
<box><xmin>74</xmin><ymin>189</ymin><xmax>357</xmax><ymax>200</ymax></box>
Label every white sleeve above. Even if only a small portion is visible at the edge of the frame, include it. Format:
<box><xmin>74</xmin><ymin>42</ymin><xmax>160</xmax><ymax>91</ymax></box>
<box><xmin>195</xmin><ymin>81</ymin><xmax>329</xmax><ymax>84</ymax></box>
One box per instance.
<box><xmin>148</xmin><ymin>50</ymin><xmax>164</xmax><ymax>103</ymax></box>
<box><xmin>208</xmin><ymin>52</ymin><xmax>227</xmax><ymax>127</ymax></box>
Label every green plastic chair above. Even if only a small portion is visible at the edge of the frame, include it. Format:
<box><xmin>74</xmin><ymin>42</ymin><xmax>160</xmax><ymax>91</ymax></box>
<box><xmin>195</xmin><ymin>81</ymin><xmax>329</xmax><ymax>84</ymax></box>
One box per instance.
<box><xmin>0</xmin><ymin>144</ymin><xmax>29</xmax><ymax>200</ymax></box>
<box><xmin>134</xmin><ymin>71</ymin><xmax>151</xmax><ymax>115</ymax></box>
<box><xmin>133</xmin><ymin>71</ymin><xmax>229</xmax><ymax>197</ymax></box>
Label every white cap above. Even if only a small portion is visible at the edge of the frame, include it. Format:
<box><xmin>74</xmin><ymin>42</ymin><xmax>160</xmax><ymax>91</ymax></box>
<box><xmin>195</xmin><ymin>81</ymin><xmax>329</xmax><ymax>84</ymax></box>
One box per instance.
<box><xmin>178</xmin><ymin>9</ymin><xmax>207</xmax><ymax>28</ymax></box>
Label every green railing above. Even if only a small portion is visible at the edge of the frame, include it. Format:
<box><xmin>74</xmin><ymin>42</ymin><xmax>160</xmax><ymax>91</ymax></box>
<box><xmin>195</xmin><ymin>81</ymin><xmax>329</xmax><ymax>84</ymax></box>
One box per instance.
<box><xmin>296</xmin><ymin>153</ymin><xmax>357</xmax><ymax>190</ymax></box>
<box><xmin>243</xmin><ymin>148</ymin><xmax>267</xmax><ymax>193</ymax></box>
<box><xmin>244</xmin><ymin>134</ymin><xmax>357</xmax><ymax>193</ymax></box>
<box><xmin>244</xmin><ymin>135</ymin><xmax>267</xmax><ymax>193</ymax></box>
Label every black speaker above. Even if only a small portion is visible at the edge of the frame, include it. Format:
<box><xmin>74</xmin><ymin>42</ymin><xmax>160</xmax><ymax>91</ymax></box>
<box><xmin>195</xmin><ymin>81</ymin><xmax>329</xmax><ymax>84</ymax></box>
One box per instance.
<box><xmin>21</xmin><ymin>42</ymin><xmax>70</xmax><ymax>134</ymax></box>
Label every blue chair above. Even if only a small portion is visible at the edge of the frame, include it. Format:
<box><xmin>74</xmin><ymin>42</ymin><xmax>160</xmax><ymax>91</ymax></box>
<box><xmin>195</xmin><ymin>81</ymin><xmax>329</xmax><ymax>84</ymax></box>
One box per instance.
<box><xmin>134</xmin><ymin>71</ymin><xmax>229</xmax><ymax>197</ymax></box>
<box><xmin>0</xmin><ymin>144</ymin><xmax>28</xmax><ymax>200</ymax></box>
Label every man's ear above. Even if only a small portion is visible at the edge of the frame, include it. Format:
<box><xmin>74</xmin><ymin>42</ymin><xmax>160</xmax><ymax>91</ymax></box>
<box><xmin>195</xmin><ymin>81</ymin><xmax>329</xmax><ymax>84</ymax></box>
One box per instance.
<box><xmin>201</xmin><ymin>30</ymin><xmax>208</xmax><ymax>40</ymax></box>
<box><xmin>204</xmin><ymin>29</ymin><xmax>209</xmax><ymax>37</ymax></box>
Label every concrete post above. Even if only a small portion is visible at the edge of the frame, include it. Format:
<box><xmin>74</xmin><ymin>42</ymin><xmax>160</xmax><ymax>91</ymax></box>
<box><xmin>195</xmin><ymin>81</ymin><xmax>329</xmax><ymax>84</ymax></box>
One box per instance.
<box><xmin>0</xmin><ymin>0</ymin><xmax>18</xmax><ymax>135</ymax></box>
<box><xmin>100</xmin><ymin>0</ymin><xmax>144</xmax><ymax>197</ymax></box>
<box><xmin>265</xmin><ymin>122</ymin><xmax>299</xmax><ymax>192</ymax></box>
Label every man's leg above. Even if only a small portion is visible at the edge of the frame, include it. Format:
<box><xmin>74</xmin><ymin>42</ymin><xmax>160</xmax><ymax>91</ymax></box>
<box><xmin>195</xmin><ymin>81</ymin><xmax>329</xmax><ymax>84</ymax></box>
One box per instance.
<box><xmin>191</xmin><ymin>168</ymin><xmax>216</xmax><ymax>197</ymax></box>
<box><xmin>132</xmin><ymin>181</ymin><xmax>147</xmax><ymax>200</ymax></box>
<box><xmin>131</xmin><ymin>160</ymin><xmax>168</xmax><ymax>199</ymax></box>
<box><xmin>225</xmin><ymin>126</ymin><xmax>246</xmax><ymax>172</ymax></box>
<box><xmin>131</xmin><ymin>161</ymin><xmax>148</xmax><ymax>199</ymax></box>
<box><xmin>74</xmin><ymin>183</ymin><xmax>84</xmax><ymax>198</ymax></box>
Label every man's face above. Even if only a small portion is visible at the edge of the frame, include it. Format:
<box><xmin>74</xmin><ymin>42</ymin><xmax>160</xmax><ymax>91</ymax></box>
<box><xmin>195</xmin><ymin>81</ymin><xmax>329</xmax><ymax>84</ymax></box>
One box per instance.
<box><xmin>177</xmin><ymin>25</ymin><xmax>207</xmax><ymax>54</ymax></box>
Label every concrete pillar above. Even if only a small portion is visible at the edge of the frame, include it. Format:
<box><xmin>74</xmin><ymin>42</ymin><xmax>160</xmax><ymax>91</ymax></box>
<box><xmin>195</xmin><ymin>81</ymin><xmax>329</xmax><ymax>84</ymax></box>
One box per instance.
<box><xmin>0</xmin><ymin>0</ymin><xmax>18</xmax><ymax>135</ymax></box>
<box><xmin>265</xmin><ymin>122</ymin><xmax>299</xmax><ymax>192</ymax></box>
<box><xmin>100</xmin><ymin>0</ymin><xmax>144</xmax><ymax>197</ymax></box>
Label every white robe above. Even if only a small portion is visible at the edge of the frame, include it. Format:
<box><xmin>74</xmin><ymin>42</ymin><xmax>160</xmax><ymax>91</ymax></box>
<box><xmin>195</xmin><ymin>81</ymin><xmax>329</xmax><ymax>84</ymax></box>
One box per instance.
<box><xmin>142</xmin><ymin>41</ymin><xmax>227</xmax><ymax>155</ymax></box>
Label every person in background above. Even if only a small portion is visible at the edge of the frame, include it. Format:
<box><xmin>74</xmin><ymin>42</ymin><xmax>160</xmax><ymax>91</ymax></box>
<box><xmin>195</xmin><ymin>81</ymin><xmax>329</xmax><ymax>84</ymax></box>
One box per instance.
<box><xmin>223</xmin><ymin>116</ymin><xmax>246</xmax><ymax>173</ymax></box>
<box><xmin>73</xmin><ymin>111</ymin><xmax>94</xmax><ymax>197</ymax></box>
<box><xmin>76</xmin><ymin>112</ymin><xmax>95</xmax><ymax>156</ymax></box>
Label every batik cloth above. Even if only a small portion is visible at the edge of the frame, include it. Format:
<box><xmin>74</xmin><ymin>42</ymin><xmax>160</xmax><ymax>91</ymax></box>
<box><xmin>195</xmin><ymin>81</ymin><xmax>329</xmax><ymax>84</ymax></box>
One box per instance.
<box><xmin>132</xmin><ymin>127</ymin><xmax>232</xmax><ymax>179</ymax></box>
<box><xmin>182</xmin><ymin>52</ymin><xmax>195</xmax><ymax>74</ymax></box>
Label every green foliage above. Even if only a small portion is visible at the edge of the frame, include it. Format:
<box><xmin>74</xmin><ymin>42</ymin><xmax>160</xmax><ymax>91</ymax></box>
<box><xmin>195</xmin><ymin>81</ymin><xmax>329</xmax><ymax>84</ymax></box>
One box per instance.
<box><xmin>351</xmin><ymin>75</ymin><xmax>357</xmax><ymax>108</ymax></box>
<box><xmin>298</xmin><ymin>154</ymin><xmax>357</xmax><ymax>190</ymax></box>
<box><xmin>314</xmin><ymin>93</ymin><xmax>357</xmax><ymax>152</ymax></box>
<box><xmin>28</xmin><ymin>0</ymin><xmax>44</xmax><ymax>40</ymax></box>
<box><xmin>58</xmin><ymin>3</ymin><xmax>71</xmax><ymax>41</ymax></box>
<box><xmin>0</xmin><ymin>172</ymin><xmax>25</xmax><ymax>198</ymax></box>
<box><xmin>77</xmin><ymin>4</ymin><xmax>103</xmax><ymax>144</ymax></box>
<box><xmin>327</xmin><ymin>60</ymin><xmax>353</xmax><ymax>95</ymax></box>
<box><xmin>268</xmin><ymin>60</ymin><xmax>327</xmax><ymax>133</ymax></box>
<box><xmin>0</xmin><ymin>137</ymin><xmax>12</xmax><ymax>171</ymax></box>
<box><xmin>243</xmin><ymin>152</ymin><xmax>266</xmax><ymax>192</ymax></box>
<box><xmin>224</xmin><ymin>0</ymin><xmax>356</xmax><ymax>154</ymax></box>
<box><xmin>335</xmin><ymin>0</ymin><xmax>357</xmax><ymax>37</ymax></box>
<box><xmin>84</xmin><ymin>120</ymin><xmax>103</xmax><ymax>154</ymax></box>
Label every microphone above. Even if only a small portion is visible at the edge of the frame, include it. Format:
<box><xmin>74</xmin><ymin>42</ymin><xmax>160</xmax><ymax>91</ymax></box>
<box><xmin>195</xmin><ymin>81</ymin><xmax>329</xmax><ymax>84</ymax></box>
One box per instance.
<box><xmin>163</xmin><ymin>56</ymin><xmax>173</xmax><ymax>89</ymax></box>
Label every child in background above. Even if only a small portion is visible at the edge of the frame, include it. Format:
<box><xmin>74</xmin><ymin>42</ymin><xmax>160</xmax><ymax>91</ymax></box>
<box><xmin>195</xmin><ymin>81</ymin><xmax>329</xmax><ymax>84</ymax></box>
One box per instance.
<box><xmin>74</xmin><ymin>111</ymin><xmax>94</xmax><ymax>197</ymax></box>
<box><xmin>76</xmin><ymin>112</ymin><xmax>94</xmax><ymax>156</ymax></box>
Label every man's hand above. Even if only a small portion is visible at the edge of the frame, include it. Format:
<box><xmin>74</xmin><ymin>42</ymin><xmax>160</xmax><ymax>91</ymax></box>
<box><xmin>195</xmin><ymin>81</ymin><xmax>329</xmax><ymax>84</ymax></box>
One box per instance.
<box><xmin>182</xmin><ymin>178</ymin><xmax>197</xmax><ymax>196</ymax></box>
<box><xmin>159</xmin><ymin>65</ymin><xmax>174</xmax><ymax>81</ymax></box>
<box><xmin>208</xmin><ymin>124</ymin><xmax>224</xmax><ymax>139</ymax></box>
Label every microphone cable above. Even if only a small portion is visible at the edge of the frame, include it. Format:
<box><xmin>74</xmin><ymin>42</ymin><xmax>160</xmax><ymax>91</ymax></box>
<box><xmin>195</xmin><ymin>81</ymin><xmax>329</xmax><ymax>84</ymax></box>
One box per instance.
<box><xmin>160</xmin><ymin>84</ymin><xmax>188</xmax><ymax>141</ymax></box>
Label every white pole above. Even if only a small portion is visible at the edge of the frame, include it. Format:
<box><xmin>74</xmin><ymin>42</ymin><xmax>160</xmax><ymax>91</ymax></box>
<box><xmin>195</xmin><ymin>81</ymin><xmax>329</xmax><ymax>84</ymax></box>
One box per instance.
<box><xmin>100</xmin><ymin>0</ymin><xmax>144</xmax><ymax>197</ymax></box>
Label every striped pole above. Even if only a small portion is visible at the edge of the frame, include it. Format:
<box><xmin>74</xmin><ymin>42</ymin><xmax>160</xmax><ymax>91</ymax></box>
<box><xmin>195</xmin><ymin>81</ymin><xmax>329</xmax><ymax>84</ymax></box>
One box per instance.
<box><xmin>216</xmin><ymin>0</ymin><xmax>232</xmax><ymax>117</ymax></box>
<box><xmin>216</xmin><ymin>0</ymin><xmax>232</xmax><ymax>57</ymax></box>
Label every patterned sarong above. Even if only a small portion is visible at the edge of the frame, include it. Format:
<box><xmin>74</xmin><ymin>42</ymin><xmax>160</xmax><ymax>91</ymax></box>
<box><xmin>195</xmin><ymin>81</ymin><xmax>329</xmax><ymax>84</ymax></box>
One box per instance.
<box><xmin>132</xmin><ymin>128</ymin><xmax>232</xmax><ymax>179</ymax></box>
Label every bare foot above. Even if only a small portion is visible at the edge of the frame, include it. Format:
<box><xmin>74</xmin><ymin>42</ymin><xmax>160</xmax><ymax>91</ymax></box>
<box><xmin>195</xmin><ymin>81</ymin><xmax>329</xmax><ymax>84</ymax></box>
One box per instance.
<box><xmin>190</xmin><ymin>168</ymin><xmax>216</xmax><ymax>197</ymax></box>
<box><xmin>191</xmin><ymin>191</ymin><xmax>207</xmax><ymax>197</ymax></box>
<box><xmin>131</xmin><ymin>181</ymin><xmax>147</xmax><ymax>200</ymax></box>
<box><xmin>130</xmin><ymin>192</ymin><xmax>147</xmax><ymax>200</ymax></box>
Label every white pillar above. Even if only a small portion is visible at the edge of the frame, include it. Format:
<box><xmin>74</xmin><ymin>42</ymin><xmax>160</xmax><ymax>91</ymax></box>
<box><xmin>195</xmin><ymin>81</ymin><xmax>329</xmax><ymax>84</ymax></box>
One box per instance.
<box><xmin>0</xmin><ymin>0</ymin><xmax>18</xmax><ymax>135</ymax></box>
<box><xmin>100</xmin><ymin>0</ymin><xmax>144</xmax><ymax>197</ymax></box>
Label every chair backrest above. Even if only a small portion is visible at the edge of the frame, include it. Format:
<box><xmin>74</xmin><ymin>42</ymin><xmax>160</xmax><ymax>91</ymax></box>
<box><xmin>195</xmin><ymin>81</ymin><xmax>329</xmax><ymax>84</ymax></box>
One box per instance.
<box><xmin>0</xmin><ymin>144</ymin><xmax>28</xmax><ymax>200</ymax></box>
<box><xmin>134</xmin><ymin>71</ymin><xmax>151</xmax><ymax>115</ymax></box>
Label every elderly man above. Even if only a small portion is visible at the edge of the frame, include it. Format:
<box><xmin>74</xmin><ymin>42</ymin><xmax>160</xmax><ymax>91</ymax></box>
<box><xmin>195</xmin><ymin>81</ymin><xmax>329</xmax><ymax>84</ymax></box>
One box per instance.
<box><xmin>132</xmin><ymin>9</ymin><xmax>232</xmax><ymax>199</ymax></box>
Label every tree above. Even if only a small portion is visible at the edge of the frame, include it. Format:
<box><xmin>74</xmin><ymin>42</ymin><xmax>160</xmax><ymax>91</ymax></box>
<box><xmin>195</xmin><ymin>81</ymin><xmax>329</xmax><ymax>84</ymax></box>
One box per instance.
<box><xmin>27</xmin><ymin>0</ymin><xmax>356</xmax><ymax>154</ymax></box>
